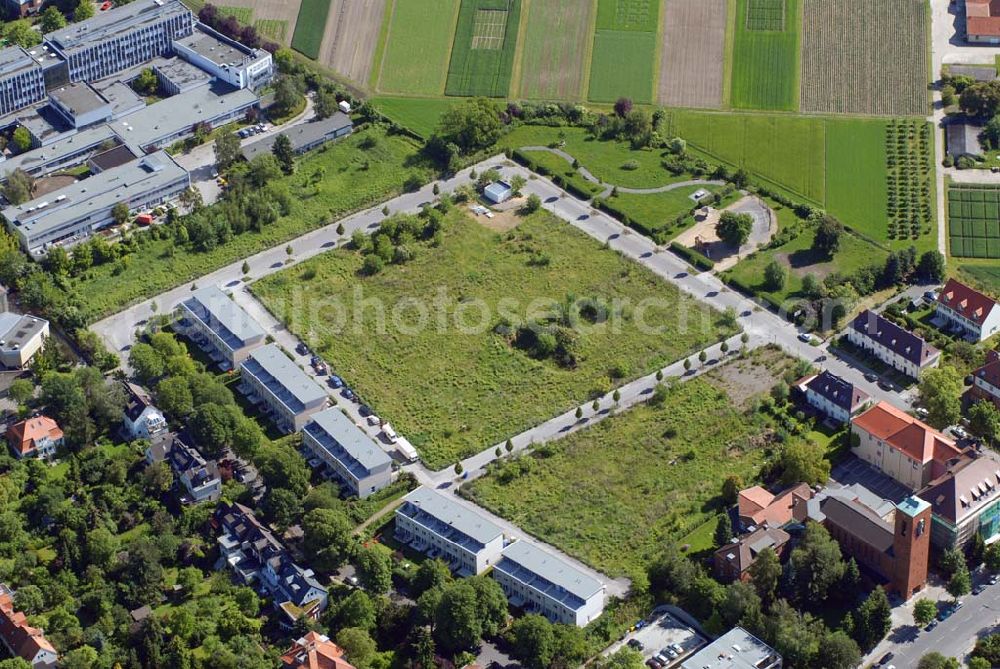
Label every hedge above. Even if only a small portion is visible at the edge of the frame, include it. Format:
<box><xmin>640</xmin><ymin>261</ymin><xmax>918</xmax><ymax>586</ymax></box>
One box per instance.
<box><xmin>668</xmin><ymin>242</ymin><xmax>715</xmax><ymax>272</ymax></box>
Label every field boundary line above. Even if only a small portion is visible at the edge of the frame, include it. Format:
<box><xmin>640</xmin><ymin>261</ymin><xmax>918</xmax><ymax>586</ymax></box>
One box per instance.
<box><xmin>650</xmin><ymin>0</ymin><xmax>667</xmax><ymax>107</ymax></box>
<box><xmin>580</xmin><ymin>0</ymin><xmax>600</xmax><ymax>100</ymax></box>
<box><xmin>509</xmin><ymin>0</ymin><xmax>531</xmax><ymax>96</ymax></box>
<box><xmin>369</xmin><ymin>0</ymin><xmax>396</xmax><ymax>90</ymax></box>
<box><xmin>440</xmin><ymin>0</ymin><xmax>465</xmax><ymax>96</ymax></box>
<box><xmin>721</xmin><ymin>0</ymin><xmax>737</xmax><ymax>108</ymax></box>
<box><xmin>790</xmin><ymin>0</ymin><xmax>802</xmax><ymax>111</ymax></box>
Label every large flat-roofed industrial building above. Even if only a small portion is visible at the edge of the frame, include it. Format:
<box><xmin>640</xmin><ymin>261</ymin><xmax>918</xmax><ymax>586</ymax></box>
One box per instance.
<box><xmin>175</xmin><ymin>285</ymin><xmax>266</xmax><ymax>370</ymax></box>
<box><xmin>242</xmin><ymin>113</ymin><xmax>353</xmax><ymax>162</ymax></box>
<box><xmin>2</xmin><ymin>151</ymin><xmax>189</xmax><ymax>254</ymax></box>
<box><xmin>239</xmin><ymin>344</ymin><xmax>328</xmax><ymax>433</ymax></box>
<box><xmin>0</xmin><ymin>311</ymin><xmax>48</xmax><ymax>369</ymax></box>
<box><xmin>0</xmin><ymin>47</ymin><xmax>46</xmax><ymax>118</ymax></box>
<box><xmin>492</xmin><ymin>540</ymin><xmax>605</xmax><ymax>627</ymax></box>
<box><xmin>172</xmin><ymin>24</ymin><xmax>273</xmax><ymax>91</ymax></box>
<box><xmin>301</xmin><ymin>408</ymin><xmax>393</xmax><ymax>499</ymax></box>
<box><xmin>45</xmin><ymin>0</ymin><xmax>194</xmax><ymax>83</ymax></box>
<box><xmin>680</xmin><ymin>627</ymin><xmax>782</xmax><ymax>669</ymax></box>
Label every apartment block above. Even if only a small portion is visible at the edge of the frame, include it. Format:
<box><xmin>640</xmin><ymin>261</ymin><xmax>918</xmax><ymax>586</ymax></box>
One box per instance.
<box><xmin>935</xmin><ymin>278</ymin><xmax>1000</xmax><ymax>342</ymax></box>
<box><xmin>172</xmin><ymin>23</ymin><xmax>273</xmax><ymax>90</ymax></box>
<box><xmin>0</xmin><ymin>311</ymin><xmax>48</xmax><ymax>369</ymax></box>
<box><xmin>302</xmin><ymin>408</ymin><xmax>393</xmax><ymax>499</ymax></box>
<box><xmin>848</xmin><ymin>310</ymin><xmax>941</xmax><ymax>378</ymax></box>
<box><xmin>801</xmin><ymin>370</ymin><xmax>871</xmax><ymax>424</ymax></box>
<box><xmin>394</xmin><ymin>487</ymin><xmax>505</xmax><ymax>576</ymax></box>
<box><xmin>0</xmin><ymin>46</ymin><xmax>46</xmax><ymax>117</ymax></box>
<box><xmin>681</xmin><ymin>627</ymin><xmax>781</xmax><ymax>669</ymax></box>
<box><xmin>175</xmin><ymin>285</ymin><xmax>265</xmax><ymax>370</ymax></box>
<box><xmin>921</xmin><ymin>455</ymin><xmax>1000</xmax><ymax>549</ymax></box>
<box><xmin>239</xmin><ymin>344</ymin><xmax>328</xmax><ymax>433</ymax></box>
<box><xmin>493</xmin><ymin>540</ymin><xmax>605</xmax><ymax>627</ymax></box>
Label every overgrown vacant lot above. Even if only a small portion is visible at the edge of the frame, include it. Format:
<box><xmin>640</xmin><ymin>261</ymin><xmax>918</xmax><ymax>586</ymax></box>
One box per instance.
<box><xmin>800</xmin><ymin>0</ymin><xmax>927</xmax><ymax>116</ymax></box>
<box><xmin>252</xmin><ymin>209</ymin><xmax>733</xmax><ymax>469</ymax></box>
<box><xmin>463</xmin><ymin>369</ymin><xmax>776</xmax><ymax>580</ymax></box>
<box><xmin>74</xmin><ymin>128</ymin><xmax>434</xmax><ymax>322</ymax></box>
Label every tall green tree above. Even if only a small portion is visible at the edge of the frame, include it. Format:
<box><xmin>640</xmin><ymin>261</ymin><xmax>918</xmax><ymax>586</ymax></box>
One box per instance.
<box><xmin>913</xmin><ymin>598</ymin><xmax>937</xmax><ymax>627</ymax></box>
<box><xmin>272</xmin><ymin>133</ymin><xmax>295</xmax><ymax>175</ymax></box>
<box><xmin>790</xmin><ymin>521</ymin><xmax>845</xmax><ymax>604</ymax></box>
<box><xmin>919</xmin><ymin>366</ymin><xmax>964</xmax><ymax>429</ymax></box>
<box><xmin>812</xmin><ymin>214</ymin><xmax>844</xmax><ymax>258</ymax></box>
<box><xmin>214</xmin><ymin>130</ymin><xmax>242</xmax><ymax>171</ymax></box>
<box><xmin>714</xmin><ymin>513</ymin><xmax>733</xmax><ymax>548</ymax></box>
<box><xmin>716</xmin><ymin>211</ymin><xmax>753</xmax><ymax>248</ymax></box>
<box><xmin>435</xmin><ymin>97</ymin><xmax>502</xmax><ymax>154</ymax></box>
<box><xmin>748</xmin><ymin>546</ymin><xmax>781</xmax><ymax>606</ymax></box>
<box><xmin>40</xmin><ymin>6</ymin><xmax>67</xmax><ymax>32</ymax></box>
<box><xmin>509</xmin><ymin>614</ymin><xmax>554</xmax><ymax>669</ymax></box>
<box><xmin>850</xmin><ymin>587</ymin><xmax>892</xmax><ymax>652</ymax></box>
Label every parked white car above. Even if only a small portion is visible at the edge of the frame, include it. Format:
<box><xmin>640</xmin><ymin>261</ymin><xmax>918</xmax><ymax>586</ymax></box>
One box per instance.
<box><xmin>382</xmin><ymin>424</ymin><xmax>398</xmax><ymax>443</ymax></box>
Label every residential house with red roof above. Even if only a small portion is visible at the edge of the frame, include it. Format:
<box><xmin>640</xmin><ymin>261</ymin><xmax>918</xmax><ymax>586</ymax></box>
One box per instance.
<box><xmin>967</xmin><ymin>0</ymin><xmax>1000</xmax><ymax>43</ymax></box>
<box><xmin>0</xmin><ymin>584</ymin><xmax>57</xmax><ymax>668</ymax></box>
<box><xmin>970</xmin><ymin>349</ymin><xmax>1000</xmax><ymax>411</ymax></box>
<box><xmin>935</xmin><ymin>278</ymin><xmax>1000</xmax><ymax>342</ymax></box>
<box><xmin>851</xmin><ymin>402</ymin><xmax>966</xmax><ymax>491</ymax></box>
<box><xmin>736</xmin><ymin>483</ymin><xmax>812</xmax><ymax>532</ymax></box>
<box><xmin>280</xmin><ymin>631</ymin><xmax>355</xmax><ymax>669</ymax></box>
<box><xmin>6</xmin><ymin>416</ymin><xmax>63</xmax><ymax>460</ymax></box>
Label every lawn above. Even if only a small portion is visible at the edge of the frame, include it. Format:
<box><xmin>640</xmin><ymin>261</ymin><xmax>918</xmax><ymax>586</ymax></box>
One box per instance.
<box><xmin>251</xmin><ymin>208</ymin><xmax>734</xmax><ymax>469</ymax></box>
<box><xmin>290</xmin><ymin>0</ymin><xmax>331</xmax><ymax>59</ymax></box>
<box><xmin>73</xmin><ymin>127</ymin><xmax>434</xmax><ymax>322</ymax></box>
<box><xmin>462</xmin><ymin>375</ymin><xmax>771</xmax><ymax>580</ymax></box>
<box><xmin>372</xmin><ymin>96</ymin><xmax>456</xmax><ymax>138</ymax></box>
<box><xmin>587</xmin><ymin>30</ymin><xmax>657</xmax><ymax>103</ymax></box>
<box><xmin>948</xmin><ymin>185</ymin><xmax>1000</xmax><ymax>259</ymax></box>
<box><xmin>378</xmin><ymin>0</ymin><xmax>461</xmax><ymax>95</ymax></box>
<box><xmin>517</xmin><ymin>0</ymin><xmax>595</xmax><ymax>100</ymax></box>
<box><xmin>958</xmin><ymin>263</ymin><xmax>1000</xmax><ymax>296</ymax></box>
<box><xmin>825</xmin><ymin>118</ymin><xmax>892</xmax><ymax>245</ymax></box>
<box><xmin>602</xmin><ymin>185</ymin><xmax>729</xmax><ymax>238</ymax></box>
<box><xmin>667</xmin><ymin>110</ymin><xmax>825</xmax><ymax>204</ymax></box>
<box><xmin>444</xmin><ymin>0</ymin><xmax>522</xmax><ymax>97</ymax></box>
<box><xmin>730</xmin><ymin>0</ymin><xmax>801</xmax><ymax>111</ymax></box>
<box><xmin>217</xmin><ymin>5</ymin><xmax>252</xmax><ymax>23</ymax></box>
<box><xmin>516</xmin><ymin>148</ymin><xmax>605</xmax><ymax>197</ymax></box>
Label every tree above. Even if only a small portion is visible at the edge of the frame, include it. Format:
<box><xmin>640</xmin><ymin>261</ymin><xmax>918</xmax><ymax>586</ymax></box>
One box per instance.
<box><xmin>913</xmin><ymin>598</ymin><xmax>937</xmax><ymax>627</ymax></box>
<box><xmin>11</xmin><ymin>127</ymin><xmax>31</xmax><ymax>153</ymax></box>
<box><xmin>273</xmin><ymin>75</ymin><xmax>304</xmax><ymax>116</ymax></box>
<box><xmin>969</xmin><ymin>658</ymin><xmax>992</xmax><ymax>669</ymax></box>
<box><xmin>356</xmin><ymin>546</ymin><xmax>392</xmax><ymax>594</ymax></box>
<box><xmin>973</xmin><ymin>634</ymin><xmax>1000</xmax><ymax>666</ymax></box>
<box><xmin>714</xmin><ymin>513</ymin><xmax>733</xmax><ymax>547</ymax></box>
<box><xmin>454</xmin><ymin>462</ymin><xmax>463</xmax><ymax>476</ymax></box>
<box><xmin>522</xmin><ymin>193</ymin><xmax>542</xmax><ymax>214</ymax></box>
<box><xmin>336</xmin><ymin>627</ymin><xmax>376</xmax><ymax>669</ymax></box>
<box><xmin>970</xmin><ymin>400</ymin><xmax>1000</xmax><ymax>445</ymax></box>
<box><xmin>326</xmin><ymin>589</ymin><xmax>375</xmax><ymax>632</ymax></box>
<box><xmin>8</xmin><ymin>379</ymin><xmax>33</xmax><ymax>409</ymax></box>
<box><xmin>435</xmin><ymin>97</ymin><xmax>502</xmax><ymax>154</ymax></box>
<box><xmin>315</xmin><ymin>86</ymin><xmax>339</xmax><ymax>120</ymax></box>
<box><xmin>112</xmin><ymin>202</ymin><xmax>130</xmax><ymax>226</ymax></box>
<box><xmin>12</xmin><ymin>585</ymin><xmax>43</xmax><ymax>614</ymax></box>
<box><xmin>505</xmin><ymin>439</ymin><xmax>514</xmax><ymax>453</ymax></box>
<box><xmin>763</xmin><ymin>259</ymin><xmax>787</xmax><ymax>292</ymax></box>
<box><xmin>986</xmin><ymin>541</ymin><xmax>1000</xmax><ymax>573</ymax></box>
<box><xmin>59</xmin><ymin>647</ymin><xmax>99</xmax><ymax>669</ymax></box>
<box><xmin>302</xmin><ymin>508</ymin><xmax>355</xmax><ymax>572</ymax></box>
<box><xmin>272</xmin><ymin>133</ymin><xmax>295</xmax><ymax>175</ymax></box>
<box><xmin>3</xmin><ymin>168</ymin><xmax>34</xmax><ymax>204</ymax></box>
<box><xmin>917</xmin><ymin>652</ymin><xmax>960</xmax><ymax>669</ymax></box>
<box><xmin>510</xmin><ymin>174</ymin><xmax>526</xmax><ymax>197</ymax></box>
<box><xmin>790</xmin><ymin>521</ymin><xmax>845</xmax><ymax>603</ymax></box>
<box><xmin>614</xmin><ymin>97</ymin><xmax>633</xmax><ymax>118</ymax></box>
<box><xmin>214</xmin><ymin>130</ymin><xmax>241</xmax><ymax>171</ymax></box>
<box><xmin>818</xmin><ymin>631</ymin><xmax>861</xmax><ymax>669</ymax></box>
<box><xmin>716</xmin><ymin>211</ymin><xmax>753</xmax><ymax>248</ymax></box>
<box><xmin>133</xmin><ymin>67</ymin><xmax>158</xmax><ymax>95</ymax></box>
<box><xmin>947</xmin><ymin>563</ymin><xmax>971</xmax><ymax>599</ymax></box>
<box><xmin>73</xmin><ymin>0</ymin><xmax>94</xmax><ymax>21</ymax></box>
<box><xmin>748</xmin><ymin>546</ymin><xmax>781</xmax><ymax>605</ymax></box>
<box><xmin>918</xmin><ymin>366</ymin><xmax>964</xmax><ymax>429</ymax></box>
<box><xmin>241</xmin><ymin>261</ymin><xmax>250</xmax><ymax>276</ymax></box>
<box><xmin>812</xmin><ymin>214</ymin><xmax>843</xmax><ymax>258</ymax></box>
<box><xmin>595</xmin><ymin>648</ymin><xmax>645</xmax><ymax>669</ymax></box>
<box><xmin>4</xmin><ymin>20</ymin><xmax>41</xmax><ymax>48</ymax></box>
<box><xmin>433</xmin><ymin>580</ymin><xmax>482</xmax><ymax>651</ymax></box>
<box><xmin>336</xmin><ymin>223</ymin><xmax>345</xmax><ymax>236</ymax></box>
<box><xmin>40</xmin><ymin>6</ymin><xmax>67</xmax><ymax>32</ymax></box>
<box><xmin>960</xmin><ymin>80</ymin><xmax>1000</xmax><ymax>118</ymax></box>
<box><xmin>850</xmin><ymin>586</ymin><xmax>892</xmax><ymax>652</ymax></box>
<box><xmin>263</xmin><ymin>488</ymin><xmax>302</xmax><ymax>530</ymax></box>
<box><xmin>509</xmin><ymin>614</ymin><xmax>554</xmax><ymax>669</ymax></box>
<box><xmin>412</xmin><ymin>558</ymin><xmax>452</xmax><ymax>597</ymax></box>
<box><xmin>778</xmin><ymin>439</ymin><xmax>829</xmax><ymax>486</ymax></box>
<box><xmin>917</xmin><ymin>250</ymin><xmax>946</xmax><ymax>283</ymax></box>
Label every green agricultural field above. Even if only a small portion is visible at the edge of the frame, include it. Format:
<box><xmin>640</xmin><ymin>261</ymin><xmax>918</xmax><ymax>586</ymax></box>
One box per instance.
<box><xmin>72</xmin><ymin>128</ymin><xmax>435</xmax><ymax>322</ymax></box>
<box><xmin>595</xmin><ymin>0</ymin><xmax>660</xmax><ymax>31</ymax></box>
<box><xmin>463</xmin><ymin>369</ymin><xmax>780</xmax><ymax>579</ymax></box>
<box><xmin>517</xmin><ymin>0</ymin><xmax>596</xmax><ymax>100</ymax></box>
<box><xmin>588</xmin><ymin>30</ymin><xmax>657</xmax><ymax>103</ymax></box>
<box><xmin>378</xmin><ymin>0</ymin><xmax>461</xmax><ymax>95</ymax></box>
<box><xmin>371</xmin><ymin>96</ymin><xmax>456</xmax><ymax>138</ymax></box>
<box><xmin>958</xmin><ymin>263</ymin><xmax>1000</xmax><ymax>295</ymax></box>
<box><xmin>730</xmin><ymin>0</ymin><xmax>801</xmax><ymax>111</ymax></box>
<box><xmin>254</xmin><ymin>19</ymin><xmax>287</xmax><ymax>43</ymax></box>
<box><xmin>218</xmin><ymin>5</ymin><xmax>252</xmax><ymax>23</ymax></box>
<box><xmin>825</xmin><ymin>119</ymin><xmax>893</xmax><ymax>246</ymax></box>
<box><xmin>252</xmin><ymin>209</ymin><xmax>734</xmax><ymax>469</ymax></box>
<box><xmin>667</xmin><ymin>110</ymin><xmax>824</xmax><ymax>204</ymax></box>
<box><xmin>445</xmin><ymin>0</ymin><xmax>522</xmax><ymax>97</ymax></box>
<box><xmin>949</xmin><ymin>185</ymin><xmax>1000</xmax><ymax>259</ymax></box>
<box><xmin>290</xmin><ymin>0</ymin><xmax>331</xmax><ymax>59</ymax></box>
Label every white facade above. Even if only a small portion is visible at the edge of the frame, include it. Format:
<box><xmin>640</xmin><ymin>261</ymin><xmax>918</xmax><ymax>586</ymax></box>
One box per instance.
<box><xmin>806</xmin><ymin>390</ymin><xmax>851</xmax><ymax>424</ymax></box>
<box><xmin>124</xmin><ymin>405</ymin><xmax>167</xmax><ymax>441</ymax></box>
<box><xmin>846</xmin><ymin>326</ymin><xmax>939</xmax><ymax>379</ymax></box>
<box><xmin>936</xmin><ymin>300</ymin><xmax>1000</xmax><ymax>342</ymax></box>
<box><xmin>238</xmin><ymin>344</ymin><xmax>327</xmax><ymax>433</ymax></box>
<box><xmin>175</xmin><ymin>285</ymin><xmax>265</xmax><ymax>370</ymax></box>
<box><xmin>301</xmin><ymin>409</ymin><xmax>393</xmax><ymax>499</ymax></box>
<box><xmin>172</xmin><ymin>25</ymin><xmax>273</xmax><ymax>90</ymax></box>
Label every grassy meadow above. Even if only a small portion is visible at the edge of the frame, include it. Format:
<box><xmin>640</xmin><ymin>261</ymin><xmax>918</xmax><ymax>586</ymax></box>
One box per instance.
<box><xmin>729</xmin><ymin>0</ymin><xmax>801</xmax><ymax>111</ymax></box>
<box><xmin>378</xmin><ymin>0</ymin><xmax>461</xmax><ymax>95</ymax></box>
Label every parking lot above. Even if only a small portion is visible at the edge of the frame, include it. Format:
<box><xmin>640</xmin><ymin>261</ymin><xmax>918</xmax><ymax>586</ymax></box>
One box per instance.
<box><xmin>606</xmin><ymin>612</ymin><xmax>706</xmax><ymax>668</ymax></box>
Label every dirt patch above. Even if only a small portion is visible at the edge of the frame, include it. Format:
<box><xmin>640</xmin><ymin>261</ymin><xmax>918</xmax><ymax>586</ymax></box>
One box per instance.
<box><xmin>659</xmin><ymin>0</ymin><xmax>727</xmax><ymax>109</ymax></box>
<box><xmin>775</xmin><ymin>251</ymin><xmax>836</xmax><ymax>281</ymax></box>
<box><xmin>319</xmin><ymin>0</ymin><xmax>386</xmax><ymax>85</ymax></box>
<box><xmin>32</xmin><ymin>175</ymin><xmax>78</xmax><ymax>198</ymax></box>
<box><xmin>467</xmin><ymin>202</ymin><xmax>522</xmax><ymax>232</ymax></box>
<box><xmin>672</xmin><ymin>195</ymin><xmax>774</xmax><ymax>271</ymax></box>
<box><xmin>705</xmin><ymin>346</ymin><xmax>798</xmax><ymax>409</ymax></box>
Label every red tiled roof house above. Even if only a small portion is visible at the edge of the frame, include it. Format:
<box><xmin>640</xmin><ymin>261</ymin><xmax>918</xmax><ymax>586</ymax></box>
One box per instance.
<box><xmin>935</xmin><ymin>278</ymin><xmax>1000</xmax><ymax>342</ymax></box>
<box><xmin>280</xmin><ymin>631</ymin><xmax>355</xmax><ymax>669</ymax></box>
<box><xmin>970</xmin><ymin>349</ymin><xmax>1000</xmax><ymax>411</ymax></box>
<box><xmin>0</xmin><ymin>584</ymin><xmax>57</xmax><ymax>669</ymax></box>
<box><xmin>967</xmin><ymin>0</ymin><xmax>1000</xmax><ymax>44</ymax></box>
<box><xmin>6</xmin><ymin>416</ymin><xmax>63</xmax><ymax>460</ymax></box>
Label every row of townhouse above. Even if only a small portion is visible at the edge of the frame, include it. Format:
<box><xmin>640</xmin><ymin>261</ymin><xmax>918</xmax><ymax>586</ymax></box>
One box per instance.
<box><xmin>394</xmin><ymin>487</ymin><xmax>606</xmax><ymax>627</ymax></box>
<box><xmin>213</xmin><ymin>502</ymin><xmax>327</xmax><ymax>626</ymax></box>
<box><xmin>847</xmin><ymin>309</ymin><xmax>941</xmax><ymax>379</ymax></box>
<box><xmin>301</xmin><ymin>408</ymin><xmax>393</xmax><ymax>499</ymax></box>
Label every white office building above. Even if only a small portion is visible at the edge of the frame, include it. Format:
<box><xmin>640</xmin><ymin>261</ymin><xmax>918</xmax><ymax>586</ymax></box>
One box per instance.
<box><xmin>493</xmin><ymin>540</ymin><xmax>605</xmax><ymax>627</ymax></box>
<box><xmin>681</xmin><ymin>627</ymin><xmax>782</xmax><ymax>669</ymax></box>
<box><xmin>172</xmin><ymin>24</ymin><xmax>273</xmax><ymax>91</ymax></box>
<box><xmin>302</xmin><ymin>408</ymin><xmax>393</xmax><ymax>499</ymax></box>
<box><xmin>394</xmin><ymin>487</ymin><xmax>505</xmax><ymax>576</ymax></box>
<box><xmin>239</xmin><ymin>344</ymin><xmax>328</xmax><ymax>433</ymax></box>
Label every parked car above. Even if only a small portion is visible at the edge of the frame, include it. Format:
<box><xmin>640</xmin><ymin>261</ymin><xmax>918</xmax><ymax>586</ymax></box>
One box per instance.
<box><xmin>627</xmin><ymin>639</ymin><xmax>644</xmax><ymax>651</ymax></box>
<box><xmin>925</xmin><ymin>619</ymin><xmax>938</xmax><ymax>632</ymax></box>
<box><xmin>990</xmin><ymin>574</ymin><xmax>999</xmax><ymax>585</ymax></box>
<box><xmin>877</xmin><ymin>652</ymin><xmax>894</xmax><ymax>666</ymax></box>
<box><xmin>383</xmin><ymin>424</ymin><xmax>398</xmax><ymax>443</ymax></box>
<box><xmin>296</xmin><ymin>342</ymin><xmax>308</xmax><ymax>355</ymax></box>
<box><xmin>358</xmin><ymin>404</ymin><xmax>373</xmax><ymax>418</ymax></box>
<box><xmin>328</xmin><ymin>375</ymin><xmax>344</xmax><ymax>389</ymax></box>
<box><xmin>974</xmin><ymin>584</ymin><xmax>987</xmax><ymax>595</ymax></box>
<box><xmin>645</xmin><ymin>660</ymin><xmax>663</xmax><ymax>669</ymax></box>
<box><xmin>864</xmin><ymin>372</ymin><xmax>878</xmax><ymax>382</ymax></box>
<box><xmin>342</xmin><ymin>388</ymin><xmax>355</xmax><ymax>400</ymax></box>
<box><xmin>797</xmin><ymin>333</ymin><xmax>811</xmax><ymax>343</ymax></box>
<box><xmin>366</xmin><ymin>415</ymin><xmax>380</xmax><ymax>426</ymax></box>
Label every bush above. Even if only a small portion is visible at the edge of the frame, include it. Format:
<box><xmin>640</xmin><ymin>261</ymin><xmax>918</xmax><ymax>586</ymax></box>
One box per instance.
<box><xmin>669</xmin><ymin>242</ymin><xmax>714</xmax><ymax>272</ymax></box>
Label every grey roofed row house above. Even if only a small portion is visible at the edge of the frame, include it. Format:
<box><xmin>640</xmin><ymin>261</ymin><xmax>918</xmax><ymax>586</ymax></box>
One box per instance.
<box><xmin>301</xmin><ymin>408</ymin><xmax>393</xmax><ymax>499</ymax></box>
<box><xmin>239</xmin><ymin>344</ymin><xmax>328</xmax><ymax>433</ymax></box>
<box><xmin>802</xmin><ymin>370</ymin><xmax>871</xmax><ymax>424</ymax></box>
<box><xmin>241</xmin><ymin>112</ymin><xmax>354</xmax><ymax>162</ymax></box>
<box><xmin>848</xmin><ymin>309</ymin><xmax>941</xmax><ymax>378</ymax></box>
<box><xmin>175</xmin><ymin>285</ymin><xmax>265</xmax><ymax>370</ymax></box>
<box><xmin>493</xmin><ymin>539</ymin><xmax>605</xmax><ymax>627</ymax></box>
<box><xmin>1</xmin><ymin>151</ymin><xmax>189</xmax><ymax>254</ymax></box>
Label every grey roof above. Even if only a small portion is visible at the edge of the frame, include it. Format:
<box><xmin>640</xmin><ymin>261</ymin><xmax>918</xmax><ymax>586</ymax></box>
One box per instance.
<box><xmin>110</xmin><ymin>83</ymin><xmax>258</xmax><ymax>149</ymax></box>
<box><xmin>0</xmin><ymin>46</ymin><xmax>41</xmax><ymax>79</ymax></box>
<box><xmin>303</xmin><ymin>408</ymin><xmax>391</xmax><ymax>478</ymax></box>
<box><xmin>820</xmin><ymin>496</ymin><xmax>894</xmax><ymax>553</ymax></box>
<box><xmin>950</xmin><ymin>65</ymin><xmax>997</xmax><ymax>82</ymax></box>
<box><xmin>0</xmin><ymin>124</ymin><xmax>121</xmax><ymax>180</ymax></box>
<box><xmin>805</xmin><ymin>370</ymin><xmax>869</xmax><ymax>412</ymax></box>
<box><xmin>174</xmin><ymin>26</ymin><xmax>254</xmax><ymax>67</ymax></box>
<box><xmin>241</xmin><ymin>113</ymin><xmax>353</xmax><ymax>160</ymax></box>
<box><xmin>242</xmin><ymin>344</ymin><xmax>327</xmax><ymax>413</ymax></box>
<box><xmin>49</xmin><ymin>82</ymin><xmax>110</xmax><ymax>117</ymax></box>
<box><xmin>150</xmin><ymin>56</ymin><xmax>211</xmax><ymax>91</ymax></box>
<box><xmin>89</xmin><ymin>144</ymin><xmax>141</xmax><ymax>172</ymax></box>
<box><xmin>851</xmin><ymin>310</ymin><xmax>939</xmax><ymax>367</ymax></box>
<box><xmin>681</xmin><ymin>627</ymin><xmax>781</xmax><ymax>669</ymax></box>
<box><xmin>2</xmin><ymin>151</ymin><xmax>188</xmax><ymax>243</ymax></box>
<box><xmin>47</xmin><ymin>0</ymin><xmax>192</xmax><ymax>54</ymax></box>
<box><xmin>496</xmin><ymin>540</ymin><xmax>603</xmax><ymax>603</ymax></box>
<box><xmin>91</xmin><ymin>80</ymin><xmax>146</xmax><ymax>118</ymax></box>
<box><xmin>947</xmin><ymin>121</ymin><xmax>984</xmax><ymax>158</ymax></box>
<box><xmin>181</xmin><ymin>285</ymin><xmax>265</xmax><ymax>350</ymax></box>
<box><xmin>921</xmin><ymin>455</ymin><xmax>1000</xmax><ymax>524</ymax></box>
<box><xmin>0</xmin><ymin>312</ymin><xmax>47</xmax><ymax>356</ymax></box>
<box><xmin>400</xmin><ymin>487</ymin><xmax>504</xmax><ymax>547</ymax></box>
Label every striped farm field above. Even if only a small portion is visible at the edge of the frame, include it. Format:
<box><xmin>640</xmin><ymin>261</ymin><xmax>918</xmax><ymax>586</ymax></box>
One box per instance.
<box><xmin>730</xmin><ymin>0</ymin><xmax>801</xmax><ymax>111</ymax></box>
<box><xmin>378</xmin><ymin>0</ymin><xmax>461</xmax><ymax>95</ymax></box>
<box><xmin>445</xmin><ymin>0</ymin><xmax>522</xmax><ymax>97</ymax></box>
<box><xmin>290</xmin><ymin>0</ymin><xmax>331</xmax><ymax>58</ymax></box>
<box><xmin>517</xmin><ymin>0</ymin><xmax>595</xmax><ymax>100</ymax></box>
<box><xmin>658</xmin><ymin>0</ymin><xmax>727</xmax><ymax>109</ymax></box>
<box><xmin>588</xmin><ymin>0</ymin><xmax>660</xmax><ymax>103</ymax></box>
<box><xmin>800</xmin><ymin>0</ymin><xmax>927</xmax><ymax>116</ymax></box>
